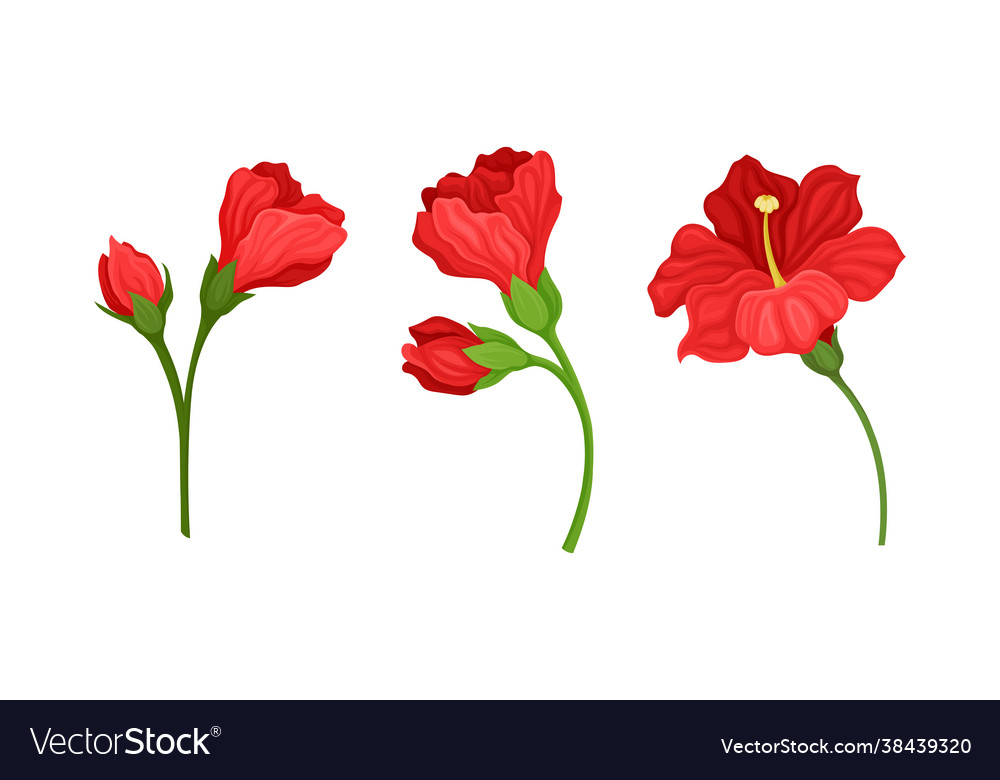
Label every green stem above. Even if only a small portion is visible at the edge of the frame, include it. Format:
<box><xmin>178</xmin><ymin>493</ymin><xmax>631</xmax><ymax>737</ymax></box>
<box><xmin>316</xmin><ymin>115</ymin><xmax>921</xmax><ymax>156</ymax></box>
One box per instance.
<box><xmin>831</xmin><ymin>372</ymin><xmax>887</xmax><ymax>546</ymax></box>
<box><xmin>148</xmin><ymin>335</ymin><xmax>187</xmax><ymax>536</ymax></box>
<box><xmin>539</xmin><ymin>328</ymin><xmax>594</xmax><ymax>554</ymax></box>
<box><xmin>176</xmin><ymin>316</ymin><xmax>216</xmax><ymax>538</ymax></box>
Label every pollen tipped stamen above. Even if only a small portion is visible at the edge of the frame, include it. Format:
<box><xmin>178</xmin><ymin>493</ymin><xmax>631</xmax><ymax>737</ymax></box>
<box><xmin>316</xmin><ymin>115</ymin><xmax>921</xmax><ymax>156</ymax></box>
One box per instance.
<box><xmin>754</xmin><ymin>195</ymin><xmax>786</xmax><ymax>287</ymax></box>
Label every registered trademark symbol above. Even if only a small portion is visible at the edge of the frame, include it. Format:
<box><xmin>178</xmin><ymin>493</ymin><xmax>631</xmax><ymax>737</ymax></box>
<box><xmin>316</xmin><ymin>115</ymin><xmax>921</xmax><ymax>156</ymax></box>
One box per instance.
<box><xmin>211</xmin><ymin>726</ymin><xmax>222</xmax><ymax>738</ymax></box>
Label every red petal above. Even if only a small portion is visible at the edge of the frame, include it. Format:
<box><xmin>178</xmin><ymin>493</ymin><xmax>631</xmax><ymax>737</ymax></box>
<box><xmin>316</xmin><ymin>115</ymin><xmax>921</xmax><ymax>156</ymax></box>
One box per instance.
<box><xmin>413</xmin><ymin>199</ymin><xmax>531</xmax><ymax>294</ymax></box>
<box><xmin>792</xmin><ymin>227</ymin><xmax>904</xmax><ymax>301</ymax></box>
<box><xmin>493</xmin><ymin>151</ymin><xmax>561</xmax><ymax>287</ymax></box>
<box><xmin>475</xmin><ymin>147</ymin><xmax>534</xmax><ymax>173</ymax></box>
<box><xmin>401</xmin><ymin>335</ymin><xmax>488</xmax><ymax>395</ymax></box>
<box><xmin>735</xmin><ymin>270</ymin><xmax>848</xmax><ymax>355</ymax></box>
<box><xmin>648</xmin><ymin>224</ymin><xmax>756</xmax><ymax>317</ymax></box>
<box><xmin>283</xmin><ymin>193</ymin><xmax>346</xmax><ymax>227</ymax></box>
<box><xmin>703</xmin><ymin>156</ymin><xmax>799</xmax><ymax>273</ymax></box>
<box><xmin>250</xmin><ymin>162</ymin><xmax>304</xmax><ymax>208</ymax></box>
<box><xmin>678</xmin><ymin>269</ymin><xmax>772</xmax><ymax>362</ymax></box>
<box><xmin>105</xmin><ymin>236</ymin><xmax>163</xmax><ymax>313</ymax></box>
<box><xmin>402</xmin><ymin>360</ymin><xmax>477</xmax><ymax>396</ymax></box>
<box><xmin>219</xmin><ymin>168</ymin><xmax>279</xmax><ymax>265</ymax></box>
<box><xmin>98</xmin><ymin>252</ymin><xmax>129</xmax><ymax>316</ymax></box>
<box><xmin>781</xmin><ymin>165</ymin><xmax>863</xmax><ymax>274</ymax></box>
<box><xmin>409</xmin><ymin>316</ymin><xmax>480</xmax><ymax>347</ymax></box>
<box><xmin>231</xmin><ymin>210</ymin><xmax>347</xmax><ymax>292</ymax></box>
<box><xmin>419</xmin><ymin>150</ymin><xmax>538</xmax><ymax>215</ymax></box>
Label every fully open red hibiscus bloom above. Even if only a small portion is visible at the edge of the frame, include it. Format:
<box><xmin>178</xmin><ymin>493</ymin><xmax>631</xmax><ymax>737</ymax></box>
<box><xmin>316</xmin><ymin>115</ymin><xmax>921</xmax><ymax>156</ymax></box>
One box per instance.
<box><xmin>218</xmin><ymin>162</ymin><xmax>347</xmax><ymax>293</ymax></box>
<box><xmin>413</xmin><ymin>148</ymin><xmax>561</xmax><ymax>294</ymax></box>
<box><xmin>98</xmin><ymin>236</ymin><xmax>164</xmax><ymax>316</ymax></box>
<box><xmin>402</xmin><ymin>317</ymin><xmax>490</xmax><ymax>395</ymax></box>
<box><xmin>648</xmin><ymin>156</ymin><xmax>904</xmax><ymax>361</ymax></box>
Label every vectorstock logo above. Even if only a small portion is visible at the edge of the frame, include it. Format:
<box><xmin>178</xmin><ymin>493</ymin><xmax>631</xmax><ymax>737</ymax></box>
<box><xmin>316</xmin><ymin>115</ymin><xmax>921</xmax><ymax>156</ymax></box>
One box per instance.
<box><xmin>30</xmin><ymin>726</ymin><xmax>221</xmax><ymax>756</ymax></box>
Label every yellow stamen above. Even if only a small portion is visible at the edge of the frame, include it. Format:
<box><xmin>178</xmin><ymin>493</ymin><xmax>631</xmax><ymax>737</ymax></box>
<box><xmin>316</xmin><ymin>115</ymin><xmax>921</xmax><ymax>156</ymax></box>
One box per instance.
<box><xmin>754</xmin><ymin>195</ymin><xmax>786</xmax><ymax>287</ymax></box>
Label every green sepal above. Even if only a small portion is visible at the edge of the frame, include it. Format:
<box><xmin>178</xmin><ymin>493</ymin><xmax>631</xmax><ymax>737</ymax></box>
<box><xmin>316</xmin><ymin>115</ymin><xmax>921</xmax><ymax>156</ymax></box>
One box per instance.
<box><xmin>463</xmin><ymin>342</ymin><xmax>529</xmax><ymax>370</ymax></box>
<box><xmin>536</xmin><ymin>268</ymin><xmax>562</xmax><ymax>325</ymax></box>
<box><xmin>467</xmin><ymin>324</ymin><xmax>522</xmax><ymax>350</ymax></box>
<box><xmin>158</xmin><ymin>265</ymin><xmax>174</xmax><ymax>316</ymax></box>
<box><xmin>474</xmin><ymin>369</ymin><xmax>512</xmax><ymax>391</ymax></box>
<box><xmin>129</xmin><ymin>292</ymin><xmax>165</xmax><ymax>337</ymax></box>
<box><xmin>199</xmin><ymin>255</ymin><xmax>220</xmax><ymax>307</ymax></box>
<box><xmin>206</xmin><ymin>259</ymin><xmax>238</xmax><ymax>313</ymax></box>
<box><xmin>801</xmin><ymin>327</ymin><xmax>845</xmax><ymax>377</ymax></box>
<box><xmin>95</xmin><ymin>301</ymin><xmax>133</xmax><ymax>326</ymax></box>
<box><xmin>220</xmin><ymin>292</ymin><xmax>254</xmax><ymax>316</ymax></box>
<box><xmin>501</xmin><ymin>291</ymin><xmax>519</xmax><ymax>322</ymax></box>
<box><xmin>508</xmin><ymin>275</ymin><xmax>549</xmax><ymax>333</ymax></box>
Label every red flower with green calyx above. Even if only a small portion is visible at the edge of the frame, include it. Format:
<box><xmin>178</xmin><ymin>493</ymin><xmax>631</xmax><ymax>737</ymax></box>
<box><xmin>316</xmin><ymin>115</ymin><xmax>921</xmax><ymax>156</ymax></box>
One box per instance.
<box><xmin>647</xmin><ymin>156</ymin><xmax>903</xmax><ymax>546</ymax></box>
<box><xmin>413</xmin><ymin>147</ymin><xmax>561</xmax><ymax>295</ymax></box>
<box><xmin>402</xmin><ymin>317</ymin><xmax>492</xmax><ymax>396</ymax></box>
<box><xmin>97</xmin><ymin>163</ymin><xmax>347</xmax><ymax>539</ymax></box>
<box><xmin>648</xmin><ymin>155</ymin><xmax>904</xmax><ymax>362</ymax></box>
<box><xmin>407</xmin><ymin>148</ymin><xmax>592</xmax><ymax>553</ymax></box>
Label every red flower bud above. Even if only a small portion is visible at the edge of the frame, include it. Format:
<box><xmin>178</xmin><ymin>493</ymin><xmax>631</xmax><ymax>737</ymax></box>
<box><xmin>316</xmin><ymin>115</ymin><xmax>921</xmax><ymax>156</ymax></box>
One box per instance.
<box><xmin>218</xmin><ymin>162</ymin><xmax>347</xmax><ymax>293</ymax></box>
<box><xmin>97</xmin><ymin>236</ymin><xmax>164</xmax><ymax>316</ymax></box>
<box><xmin>413</xmin><ymin>148</ymin><xmax>561</xmax><ymax>294</ymax></box>
<box><xmin>401</xmin><ymin>317</ymin><xmax>490</xmax><ymax>396</ymax></box>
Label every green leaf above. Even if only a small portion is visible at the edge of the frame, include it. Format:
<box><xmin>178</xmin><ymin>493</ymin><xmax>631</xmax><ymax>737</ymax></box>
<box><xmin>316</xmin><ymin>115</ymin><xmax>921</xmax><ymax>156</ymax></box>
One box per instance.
<box><xmin>129</xmin><ymin>292</ymin><xmax>164</xmax><ymax>336</ymax></box>
<box><xmin>199</xmin><ymin>255</ymin><xmax>220</xmax><ymax>307</ymax></box>
<box><xmin>206</xmin><ymin>260</ymin><xmax>237</xmax><ymax>312</ymax></box>
<box><xmin>536</xmin><ymin>268</ymin><xmax>562</xmax><ymax>324</ymax></box>
<box><xmin>467</xmin><ymin>324</ymin><xmax>521</xmax><ymax>349</ymax></box>
<box><xmin>158</xmin><ymin>264</ymin><xmax>174</xmax><ymax>315</ymax></box>
<box><xmin>463</xmin><ymin>342</ymin><xmax>529</xmax><ymax>370</ymax></box>
<box><xmin>474</xmin><ymin>369</ymin><xmax>511</xmax><ymax>391</ymax></box>
<box><xmin>509</xmin><ymin>275</ymin><xmax>549</xmax><ymax>332</ymax></box>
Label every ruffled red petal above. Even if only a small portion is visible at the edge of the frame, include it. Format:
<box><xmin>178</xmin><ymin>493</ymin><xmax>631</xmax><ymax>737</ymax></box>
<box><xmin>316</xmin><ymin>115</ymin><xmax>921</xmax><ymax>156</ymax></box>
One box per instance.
<box><xmin>703</xmin><ymin>155</ymin><xmax>799</xmax><ymax>274</ymax></box>
<box><xmin>735</xmin><ymin>270</ymin><xmax>848</xmax><ymax>355</ymax></box>
<box><xmin>419</xmin><ymin>149</ymin><xmax>536</xmax><ymax>214</ymax></box>
<box><xmin>231</xmin><ymin>210</ymin><xmax>347</xmax><ymax>292</ymax></box>
<box><xmin>250</xmin><ymin>162</ymin><xmax>304</xmax><ymax>208</ymax></box>
<box><xmin>648</xmin><ymin>224</ymin><xmax>757</xmax><ymax>317</ymax></box>
<box><xmin>219</xmin><ymin>168</ymin><xmax>279</xmax><ymax>265</ymax></box>
<box><xmin>282</xmin><ymin>193</ymin><xmax>346</xmax><ymax>227</ymax></box>
<box><xmin>493</xmin><ymin>151</ymin><xmax>561</xmax><ymax>287</ymax></box>
<box><xmin>780</xmin><ymin>165</ymin><xmax>863</xmax><ymax>275</ymax></box>
<box><xmin>678</xmin><ymin>269</ymin><xmax>772</xmax><ymax>362</ymax></box>
<box><xmin>791</xmin><ymin>227</ymin><xmax>904</xmax><ymax>301</ymax></box>
<box><xmin>409</xmin><ymin>316</ymin><xmax>480</xmax><ymax>347</ymax></box>
<box><xmin>402</xmin><ymin>360</ymin><xmax>478</xmax><ymax>396</ymax></box>
<box><xmin>413</xmin><ymin>200</ymin><xmax>531</xmax><ymax>294</ymax></box>
<box><xmin>475</xmin><ymin>147</ymin><xmax>534</xmax><ymax>173</ymax></box>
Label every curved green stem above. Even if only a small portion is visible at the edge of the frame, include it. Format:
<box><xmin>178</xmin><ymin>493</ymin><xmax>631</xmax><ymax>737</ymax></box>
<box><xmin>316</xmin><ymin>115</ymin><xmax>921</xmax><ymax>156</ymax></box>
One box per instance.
<box><xmin>175</xmin><ymin>316</ymin><xmax>216</xmax><ymax>538</ymax></box>
<box><xmin>537</xmin><ymin>328</ymin><xmax>594</xmax><ymax>554</ymax></box>
<box><xmin>148</xmin><ymin>335</ymin><xmax>188</xmax><ymax>536</ymax></box>
<box><xmin>831</xmin><ymin>373</ymin><xmax>887</xmax><ymax>545</ymax></box>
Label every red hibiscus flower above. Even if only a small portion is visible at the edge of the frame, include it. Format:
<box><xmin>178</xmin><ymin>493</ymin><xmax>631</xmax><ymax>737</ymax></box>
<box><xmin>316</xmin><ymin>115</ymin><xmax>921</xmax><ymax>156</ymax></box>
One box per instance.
<box><xmin>218</xmin><ymin>162</ymin><xmax>347</xmax><ymax>293</ymax></box>
<box><xmin>413</xmin><ymin>148</ymin><xmax>562</xmax><ymax>294</ymax></box>
<box><xmin>648</xmin><ymin>156</ymin><xmax>904</xmax><ymax>361</ymax></box>
<box><xmin>98</xmin><ymin>236</ymin><xmax>164</xmax><ymax>316</ymax></box>
<box><xmin>402</xmin><ymin>317</ymin><xmax>490</xmax><ymax>396</ymax></box>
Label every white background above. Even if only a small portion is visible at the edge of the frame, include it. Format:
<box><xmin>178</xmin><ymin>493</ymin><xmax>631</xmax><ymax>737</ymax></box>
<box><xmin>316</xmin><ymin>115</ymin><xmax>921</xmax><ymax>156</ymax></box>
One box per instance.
<box><xmin>1</xmin><ymin>0</ymin><xmax>997</xmax><ymax>699</ymax></box>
